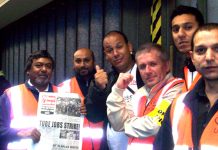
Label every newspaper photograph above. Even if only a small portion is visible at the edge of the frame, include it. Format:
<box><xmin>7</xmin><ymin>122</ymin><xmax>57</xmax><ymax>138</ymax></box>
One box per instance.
<box><xmin>34</xmin><ymin>92</ymin><xmax>84</xmax><ymax>150</ymax></box>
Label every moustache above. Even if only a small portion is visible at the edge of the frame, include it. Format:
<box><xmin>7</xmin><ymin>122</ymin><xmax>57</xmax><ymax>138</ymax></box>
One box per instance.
<box><xmin>79</xmin><ymin>67</ymin><xmax>88</xmax><ymax>71</ymax></box>
<box><xmin>38</xmin><ymin>74</ymin><xmax>49</xmax><ymax>78</ymax></box>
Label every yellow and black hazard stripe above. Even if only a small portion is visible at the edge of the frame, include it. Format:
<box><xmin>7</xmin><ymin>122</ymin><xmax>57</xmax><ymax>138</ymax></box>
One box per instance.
<box><xmin>150</xmin><ymin>0</ymin><xmax>161</xmax><ymax>45</ymax></box>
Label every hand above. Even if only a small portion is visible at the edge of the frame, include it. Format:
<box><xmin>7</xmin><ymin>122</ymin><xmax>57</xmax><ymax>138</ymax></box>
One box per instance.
<box><xmin>94</xmin><ymin>65</ymin><xmax>108</xmax><ymax>90</ymax></box>
<box><xmin>116</xmin><ymin>73</ymin><xmax>133</xmax><ymax>89</ymax></box>
<box><xmin>80</xmin><ymin>104</ymin><xmax>87</xmax><ymax>115</ymax></box>
<box><xmin>17</xmin><ymin>128</ymin><xmax>41</xmax><ymax>143</ymax></box>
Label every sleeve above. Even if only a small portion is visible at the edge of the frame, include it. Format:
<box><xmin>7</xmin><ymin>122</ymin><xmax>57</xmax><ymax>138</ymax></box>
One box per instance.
<box><xmin>0</xmin><ymin>78</ymin><xmax>11</xmax><ymax>95</ymax></box>
<box><xmin>107</xmin><ymin>85</ymin><xmax>134</xmax><ymax>131</ymax></box>
<box><xmin>85</xmin><ymin>81</ymin><xmax>109</xmax><ymax>123</ymax></box>
<box><xmin>0</xmin><ymin>93</ymin><xmax>20</xmax><ymax>143</ymax></box>
<box><xmin>153</xmin><ymin>105</ymin><xmax>174</xmax><ymax>150</ymax></box>
<box><xmin>124</xmin><ymin>82</ymin><xmax>183</xmax><ymax>138</ymax></box>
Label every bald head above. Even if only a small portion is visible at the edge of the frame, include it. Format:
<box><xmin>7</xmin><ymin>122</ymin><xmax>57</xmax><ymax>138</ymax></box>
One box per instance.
<box><xmin>73</xmin><ymin>48</ymin><xmax>95</xmax><ymax>78</ymax></box>
<box><xmin>73</xmin><ymin>48</ymin><xmax>95</xmax><ymax>61</ymax></box>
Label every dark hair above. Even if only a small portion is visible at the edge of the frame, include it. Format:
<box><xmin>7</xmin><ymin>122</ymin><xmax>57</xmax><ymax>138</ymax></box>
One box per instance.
<box><xmin>25</xmin><ymin>50</ymin><xmax>55</xmax><ymax>72</ymax></box>
<box><xmin>170</xmin><ymin>5</ymin><xmax>204</xmax><ymax>28</ymax></box>
<box><xmin>135</xmin><ymin>43</ymin><xmax>169</xmax><ymax>62</ymax></box>
<box><xmin>104</xmin><ymin>30</ymin><xmax>129</xmax><ymax>44</ymax></box>
<box><xmin>191</xmin><ymin>23</ymin><xmax>218</xmax><ymax>50</ymax></box>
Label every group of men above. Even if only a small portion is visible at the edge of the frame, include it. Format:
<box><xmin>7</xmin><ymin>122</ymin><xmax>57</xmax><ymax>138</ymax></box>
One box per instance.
<box><xmin>0</xmin><ymin>4</ymin><xmax>218</xmax><ymax>150</ymax></box>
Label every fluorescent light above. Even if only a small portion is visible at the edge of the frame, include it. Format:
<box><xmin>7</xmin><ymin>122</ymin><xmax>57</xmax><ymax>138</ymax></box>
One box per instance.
<box><xmin>0</xmin><ymin>0</ymin><xmax>10</xmax><ymax>8</ymax></box>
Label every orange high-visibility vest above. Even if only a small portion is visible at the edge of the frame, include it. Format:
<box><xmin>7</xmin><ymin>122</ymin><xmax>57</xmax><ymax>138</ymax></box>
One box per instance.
<box><xmin>182</xmin><ymin>66</ymin><xmax>201</xmax><ymax>92</ymax></box>
<box><xmin>59</xmin><ymin>77</ymin><xmax>104</xmax><ymax>150</ymax></box>
<box><xmin>170</xmin><ymin>92</ymin><xmax>218</xmax><ymax>150</ymax></box>
<box><xmin>6</xmin><ymin>84</ymin><xmax>58</xmax><ymax>150</ymax></box>
<box><xmin>127</xmin><ymin>78</ymin><xmax>184</xmax><ymax>150</ymax></box>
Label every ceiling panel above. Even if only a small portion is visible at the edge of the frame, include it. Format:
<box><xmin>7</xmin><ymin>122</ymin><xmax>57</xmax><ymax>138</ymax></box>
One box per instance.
<box><xmin>0</xmin><ymin>0</ymin><xmax>53</xmax><ymax>29</ymax></box>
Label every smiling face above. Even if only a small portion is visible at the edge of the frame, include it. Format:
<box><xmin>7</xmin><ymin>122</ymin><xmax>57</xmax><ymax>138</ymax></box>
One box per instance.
<box><xmin>172</xmin><ymin>14</ymin><xmax>199</xmax><ymax>54</ymax></box>
<box><xmin>73</xmin><ymin>48</ymin><xmax>95</xmax><ymax>78</ymax></box>
<box><xmin>191</xmin><ymin>29</ymin><xmax>218</xmax><ymax>81</ymax></box>
<box><xmin>103</xmin><ymin>32</ymin><xmax>133</xmax><ymax>73</ymax></box>
<box><xmin>136</xmin><ymin>49</ymin><xmax>170</xmax><ymax>89</ymax></box>
<box><xmin>27</xmin><ymin>57</ymin><xmax>53</xmax><ymax>91</ymax></box>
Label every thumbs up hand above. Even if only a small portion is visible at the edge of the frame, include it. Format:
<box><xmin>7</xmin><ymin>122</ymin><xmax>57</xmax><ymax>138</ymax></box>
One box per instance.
<box><xmin>94</xmin><ymin>65</ymin><xmax>108</xmax><ymax>90</ymax></box>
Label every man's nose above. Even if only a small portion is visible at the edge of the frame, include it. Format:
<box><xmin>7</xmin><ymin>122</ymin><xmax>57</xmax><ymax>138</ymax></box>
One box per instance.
<box><xmin>81</xmin><ymin>61</ymin><xmax>86</xmax><ymax>66</ymax></box>
<box><xmin>205</xmin><ymin>48</ymin><xmax>215</xmax><ymax>62</ymax></box>
<box><xmin>112</xmin><ymin>49</ymin><xmax>119</xmax><ymax>56</ymax></box>
<box><xmin>145</xmin><ymin>65</ymin><xmax>151</xmax><ymax>73</ymax></box>
<box><xmin>178</xmin><ymin>28</ymin><xmax>186</xmax><ymax>37</ymax></box>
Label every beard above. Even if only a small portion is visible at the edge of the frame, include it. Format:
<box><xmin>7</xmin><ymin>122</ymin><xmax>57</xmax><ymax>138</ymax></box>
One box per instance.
<box><xmin>76</xmin><ymin>67</ymin><xmax>94</xmax><ymax>77</ymax></box>
<box><xmin>31</xmin><ymin>77</ymin><xmax>50</xmax><ymax>88</ymax></box>
<box><xmin>75</xmin><ymin>68</ymin><xmax>95</xmax><ymax>80</ymax></box>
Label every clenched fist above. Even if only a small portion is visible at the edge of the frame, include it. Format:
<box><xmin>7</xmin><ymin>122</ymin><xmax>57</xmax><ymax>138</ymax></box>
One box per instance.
<box><xmin>116</xmin><ymin>73</ymin><xmax>133</xmax><ymax>89</ymax></box>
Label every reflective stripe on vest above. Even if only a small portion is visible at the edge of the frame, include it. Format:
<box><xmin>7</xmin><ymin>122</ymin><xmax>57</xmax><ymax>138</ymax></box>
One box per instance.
<box><xmin>59</xmin><ymin>77</ymin><xmax>104</xmax><ymax>150</ymax></box>
<box><xmin>174</xmin><ymin>145</ymin><xmax>218</xmax><ymax>150</ymax></box>
<box><xmin>9</xmin><ymin>117</ymin><xmax>37</xmax><ymax>149</ymax></box>
<box><xmin>171</xmin><ymin>92</ymin><xmax>188</xmax><ymax>145</ymax></box>
<box><xmin>174</xmin><ymin>145</ymin><xmax>191</xmax><ymax>150</ymax></box>
<box><xmin>128</xmin><ymin>78</ymin><xmax>184</xmax><ymax>149</ymax></box>
<box><xmin>82</xmin><ymin>127</ymin><xmax>103</xmax><ymax>139</ymax></box>
<box><xmin>201</xmin><ymin>145</ymin><xmax>218</xmax><ymax>150</ymax></box>
<box><xmin>171</xmin><ymin>92</ymin><xmax>218</xmax><ymax>149</ymax></box>
<box><xmin>127</xmin><ymin>143</ymin><xmax>153</xmax><ymax>150</ymax></box>
<box><xmin>7</xmin><ymin>84</ymin><xmax>58</xmax><ymax>150</ymax></box>
<box><xmin>8</xmin><ymin>116</ymin><xmax>36</xmax><ymax>150</ymax></box>
<box><xmin>7</xmin><ymin>84</ymin><xmax>38</xmax><ymax>150</ymax></box>
<box><xmin>9</xmin><ymin>84</ymin><xmax>38</xmax><ymax>118</ymax></box>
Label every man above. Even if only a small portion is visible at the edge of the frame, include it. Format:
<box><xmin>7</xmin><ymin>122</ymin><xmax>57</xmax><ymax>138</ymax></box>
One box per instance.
<box><xmin>107</xmin><ymin>43</ymin><xmax>184</xmax><ymax>149</ymax></box>
<box><xmin>171</xmin><ymin>5</ymin><xmax>204</xmax><ymax>91</ymax></box>
<box><xmin>154</xmin><ymin>23</ymin><xmax>218</xmax><ymax>149</ymax></box>
<box><xmin>58</xmin><ymin>48</ymin><xmax>107</xmax><ymax>150</ymax></box>
<box><xmin>0</xmin><ymin>50</ymin><xmax>57</xmax><ymax>149</ymax></box>
<box><xmin>0</xmin><ymin>70</ymin><xmax>11</xmax><ymax>95</ymax></box>
<box><xmin>85</xmin><ymin>31</ymin><xmax>144</xmax><ymax>150</ymax></box>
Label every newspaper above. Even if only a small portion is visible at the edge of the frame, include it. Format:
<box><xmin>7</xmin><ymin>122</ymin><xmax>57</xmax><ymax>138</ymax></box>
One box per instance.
<box><xmin>34</xmin><ymin>92</ymin><xmax>84</xmax><ymax>150</ymax></box>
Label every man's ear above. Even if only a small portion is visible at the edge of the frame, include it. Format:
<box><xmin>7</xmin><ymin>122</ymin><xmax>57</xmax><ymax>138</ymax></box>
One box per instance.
<box><xmin>189</xmin><ymin>51</ymin><xmax>195</xmax><ymax>64</ymax></box>
<box><xmin>128</xmin><ymin>42</ymin><xmax>133</xmax><ymax>54</ymax></box>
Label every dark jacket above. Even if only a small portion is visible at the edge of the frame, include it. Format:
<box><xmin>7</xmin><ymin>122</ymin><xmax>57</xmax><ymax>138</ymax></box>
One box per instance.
<box><xmin>75</xmin><ymin>72</ymin><xmax>95</xmax><ymax>97</ymax></box>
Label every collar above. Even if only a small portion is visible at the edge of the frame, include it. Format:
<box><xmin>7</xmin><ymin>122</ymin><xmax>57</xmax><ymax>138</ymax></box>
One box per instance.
<box><xmin>183</xmin><ymin>78</ymin><xmax>206</xmax><ymax>106</ymax></box>
<box><xmin>195</xmin><ymin>79</ymin><xmax>206</xmax><ymax>97</ymax></box>
<box><xmin>184</xmin><ymin>57</ymin><xmax>196</xmax><ymax>72</ymax></box>
<box><xmin>27</xmin><ymin>79</ymin><xmax>49</xmax><ymax>92</ymax></box>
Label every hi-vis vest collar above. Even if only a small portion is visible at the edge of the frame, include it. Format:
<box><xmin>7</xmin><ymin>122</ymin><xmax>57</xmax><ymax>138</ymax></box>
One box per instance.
<box><xmin>59</xmin><ymin>77</ymin><xmax>104</xmax><ymax>150</ymax></box>
<box><xmin>128</xmin><ymin>77</ymin><xmax>184</xmax><ymax>150</ymax></box>
<box><xmin>183</xmin><ymin>66</ymin><xmax>201</xmax><ymax>92</ymax></box>
<box><xmin>171</xmin><ymin>91</ymin><xmax>218</xmax><ymax>150</ymax></box>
